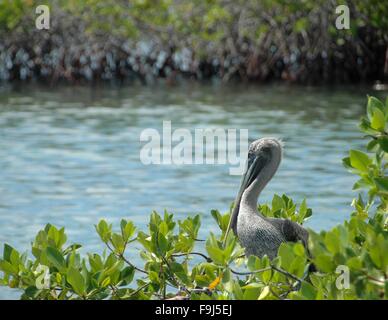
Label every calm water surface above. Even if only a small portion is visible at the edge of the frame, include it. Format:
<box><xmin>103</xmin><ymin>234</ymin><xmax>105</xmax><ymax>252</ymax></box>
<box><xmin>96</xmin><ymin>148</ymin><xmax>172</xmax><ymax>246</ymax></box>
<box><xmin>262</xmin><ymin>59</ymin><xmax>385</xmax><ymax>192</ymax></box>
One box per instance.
<box><xmin>0</xmin><ymin>83</ymin><xmax>384</xmax><ymax>298</ymax></box>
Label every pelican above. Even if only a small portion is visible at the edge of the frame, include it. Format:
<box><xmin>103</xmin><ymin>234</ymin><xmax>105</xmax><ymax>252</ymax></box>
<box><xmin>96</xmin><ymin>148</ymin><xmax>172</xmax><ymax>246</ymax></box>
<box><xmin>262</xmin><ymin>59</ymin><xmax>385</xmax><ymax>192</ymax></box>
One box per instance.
<box><xmin>225</xmin><ymin>138</ymin><xmax>309</xmax><ymax>259</ymax></box>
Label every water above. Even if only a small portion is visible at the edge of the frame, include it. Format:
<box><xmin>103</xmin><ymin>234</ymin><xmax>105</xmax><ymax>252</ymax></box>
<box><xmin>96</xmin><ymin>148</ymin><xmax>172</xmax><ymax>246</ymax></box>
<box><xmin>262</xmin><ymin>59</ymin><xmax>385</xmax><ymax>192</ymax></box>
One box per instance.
<box><xmin>0</xmin><ymin>83</ymin><xmax>383</xmax><ymax>298</ymax></box>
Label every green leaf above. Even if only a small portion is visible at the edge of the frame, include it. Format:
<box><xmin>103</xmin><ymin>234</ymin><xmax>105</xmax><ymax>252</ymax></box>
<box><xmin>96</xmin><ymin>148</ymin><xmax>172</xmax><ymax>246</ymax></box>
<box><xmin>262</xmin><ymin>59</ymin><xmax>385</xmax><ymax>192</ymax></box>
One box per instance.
<box><xmin>242</xmin><ymin>283</ymin><xmax>262</xmax><ymax>300</ymax></box>
<box><xmin>206</xmin><ymin>245</ymin><xmax>224</xmax><ymax>265</ymax></box>
<box><xmin>120</xmin><ymin>220</ymin><xmax>136</xmax><ymax>241</ymax></box>
<box><xmin>347</xmin><ymin>257</ymin><xmax>362</xmax><ymax>271</ymax></box>
<box><xmin>232</xmin><ymin>280</ymin><xmax>244</xmax><ymax>300</ymax></box>
<box><xmin>46</xmin><ymin>247</ymin><xmax>66</xmax><ymax>271</ymax></box>
<box><xmin>374</xmin><ymin>177</ymin><xmax>388</xmax><ymax>192</ymax></box>
<box><xmin>278</xmin><ymin>243</ymin><xmax>294</xmax><ymax>268</ymax></box>
<box><xmin>24</xmin><ymin>286</ymin><xmax>40</xmax><ymax>299</ymax></box>
<box><xmin>378</xmin><ymin>136</ymin><xmax>388</xmax><ymax>152</ymax></box>
<box><xmin>258</xmin><ymin>286</ymin><xmax>270</xmax><ymax>300</ymax></box>
<box><xmin>149</xmin><ymin>271</ymin><xmax>160</xmax><ymax>284</ymax></box>
<box><xmin>206</xmin><ymin>234</ymin><xmax>226</xmax><ymax>265</ymax></box>
<box><xmin>272</xmin><ymin>194</ymin><xmax>285</xmax><ymax>211</ymax></box>
<box><xmin>314</xmin><ymin>254</ymin><xmax>335</xmax><ymax>273</ymax></box>
<box><xmin>342</xmin><ymin>156</ymin><xmax>352</xmax><ymax>169</ymax></box>
<box><xmin>371</xmin><ymin>107</ymin><xmax>386</xmax><ymax>131</ymax></box>
<box><xmin>300</xmin><ymin>282</ymin><xmax>317</xmax><ymax>299</ymax></box>
<box><xmin>366</xmin><ymin>139</ymin><xmax>379</xmax><ymax>152</ymax></box>
<box><xmin>101</xmin><ymin>277</ymin><xmax>111</xmax><ymax>287</ymax></box>
<box><xmin>349</xmin><ymin>150</ymin><xmax>371</xmax><ymax>172</ymax></box>
<box><xmin>261</xmin><ymin>268</ymin><xmax>272</xmax><ymax>283</ymax></box>
<box><xmin>299</xmin><ymin>199</ymin><xmax>307</xmax><ymax>219</ymax></box>
<box><xmin>211</xmin><ymin>210</ymin><xmax>222</xmax><ymax>229</ymax></box>
<box><xmin>3</xmin><ymin>244</ymin><xmax>14</xmax><ymax>262</ymax></box>
<box><xmin>88</xmin><ymin>254</ymin><xmax>104</xmax><ymax>272</ymax></box>
<box><xmin>111</xmin><ymin>233</ymin><xmax>125</xmax><ymax>253</ymax></box>
<box><xmin>369</xmin><ymin>246</ymin><xmax>382</xmax><ymax>268</ymax></box>
<box><xmin>324</xmin><ymin>232</ymin><xmax>340</xmax><ymax>254</ymax></box>
<box><xmin>367</xmin><ymin>96</ymin><xmax>385</xmax><ymax>120</ymax></box>
<box><xmin>0</xmin><ymin>260</ymin><xmax>18</xmax><ymax>274</ymax></box>
<box><xmin>56</xmin><ymin>273</ymin><xmax>62</xmax><ymax>284</ymax></box>
<box><xmin>157</xmin><ymin>232</ymin><xmax>168</xmax><ymax>255</ymax></box>
<box><xmin>67</xmin><ymin>267</ymin><xmax>86</xmax><ymax>296</ymax></box>
<box><xmin>120</xmin><ymin>266</ymin><xmax>135</xmax><ymax>285</ymax></box>
<box><xmin>159</xmin><ymin>221</ymin><xmax>169</xmax><ymax>236</ymax></box>
<box><xmin>293</xmin><ymin>243</ymin><xmax>305</xmax><ymax>257</ymax></box>
<box><xmin>95</xmin><ymin>220</ymin><xmax>112</xmax><ymax>242</ymax></box>
<box><xmin>247</xmin><ymin>255</ymin><xmax>262</xmax><ymax>273</ymax></box>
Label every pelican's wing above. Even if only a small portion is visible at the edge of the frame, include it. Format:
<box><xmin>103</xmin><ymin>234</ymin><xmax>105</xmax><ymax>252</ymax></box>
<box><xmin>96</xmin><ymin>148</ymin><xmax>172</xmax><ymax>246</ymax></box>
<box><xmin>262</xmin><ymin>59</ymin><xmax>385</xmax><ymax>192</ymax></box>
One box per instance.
<box><xmin>281</xmin><ymin>219</ymin><xmax>309</xmax><ymax>248</ymax></box>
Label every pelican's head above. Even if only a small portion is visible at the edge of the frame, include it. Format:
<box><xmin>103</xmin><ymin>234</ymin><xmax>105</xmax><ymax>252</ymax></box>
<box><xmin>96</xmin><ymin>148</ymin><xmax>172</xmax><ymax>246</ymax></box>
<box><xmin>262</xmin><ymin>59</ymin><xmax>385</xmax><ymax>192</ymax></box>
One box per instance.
<box><xmin>225</xmin><ymin>138</ymin><xmax>283</xmax><ymax>237</ymax></box>
<box><xmin>243</xmin><ymin>138</ymin><xmax>283</xmax><ymax>192</ymax></box>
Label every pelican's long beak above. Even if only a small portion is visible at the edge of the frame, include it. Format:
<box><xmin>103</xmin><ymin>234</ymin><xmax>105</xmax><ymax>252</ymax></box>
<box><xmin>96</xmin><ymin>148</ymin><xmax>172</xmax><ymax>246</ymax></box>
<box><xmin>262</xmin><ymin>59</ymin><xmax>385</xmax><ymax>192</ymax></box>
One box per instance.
<box><xmin>224</xmin><ymin>154</ymin><xmax>264</xmax><ymax>242</ymax></box>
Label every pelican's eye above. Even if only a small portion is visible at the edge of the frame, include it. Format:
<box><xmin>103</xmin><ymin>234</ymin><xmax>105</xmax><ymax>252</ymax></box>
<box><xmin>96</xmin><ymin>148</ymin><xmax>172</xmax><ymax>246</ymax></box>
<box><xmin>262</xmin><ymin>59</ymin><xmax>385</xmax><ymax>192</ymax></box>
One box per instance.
<box><xmin>261</xmin><ymin>146</ymin><xmax>271</xmax><ymax>154</ymax></box>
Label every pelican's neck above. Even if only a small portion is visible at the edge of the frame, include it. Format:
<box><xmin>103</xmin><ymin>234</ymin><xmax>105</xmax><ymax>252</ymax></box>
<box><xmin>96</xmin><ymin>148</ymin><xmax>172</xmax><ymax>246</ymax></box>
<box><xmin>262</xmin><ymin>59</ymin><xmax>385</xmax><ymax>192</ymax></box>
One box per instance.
<box><xmin>239</xmin><ymin>160</ymin><xmax>279</xmax><ymax>219</ymax></box>
<box><xmin>240</xmin><ymin>182</ymin><xmax>265</xmax><ymax>218</ymax></box>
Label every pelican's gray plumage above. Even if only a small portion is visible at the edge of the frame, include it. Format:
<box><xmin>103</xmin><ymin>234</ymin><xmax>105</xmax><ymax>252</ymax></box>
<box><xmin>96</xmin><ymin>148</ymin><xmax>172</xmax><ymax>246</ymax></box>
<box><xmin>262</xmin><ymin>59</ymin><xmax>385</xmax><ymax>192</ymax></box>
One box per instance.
<box><xmin>225</xmin><ymin>138</ymin><xmax>309</xmax><ymax>259</ymax></box>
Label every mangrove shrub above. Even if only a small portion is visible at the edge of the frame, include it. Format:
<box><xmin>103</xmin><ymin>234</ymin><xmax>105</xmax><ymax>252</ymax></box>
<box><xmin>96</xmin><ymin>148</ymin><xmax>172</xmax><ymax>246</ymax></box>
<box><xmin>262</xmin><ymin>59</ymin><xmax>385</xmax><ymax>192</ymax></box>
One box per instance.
<box><xmin>0</xmin><ymin>1</ymin><xmax>386</xmax><ymax>83</ymax></box>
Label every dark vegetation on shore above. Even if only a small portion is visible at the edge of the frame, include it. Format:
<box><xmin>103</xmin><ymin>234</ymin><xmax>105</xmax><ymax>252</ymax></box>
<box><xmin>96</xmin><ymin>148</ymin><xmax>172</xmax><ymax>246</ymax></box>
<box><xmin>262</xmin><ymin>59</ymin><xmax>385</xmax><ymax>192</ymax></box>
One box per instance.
<box><xmin>0</xmin><ymin>0</ymin><xmax>387</xmax><ymax>85</ymax></box>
